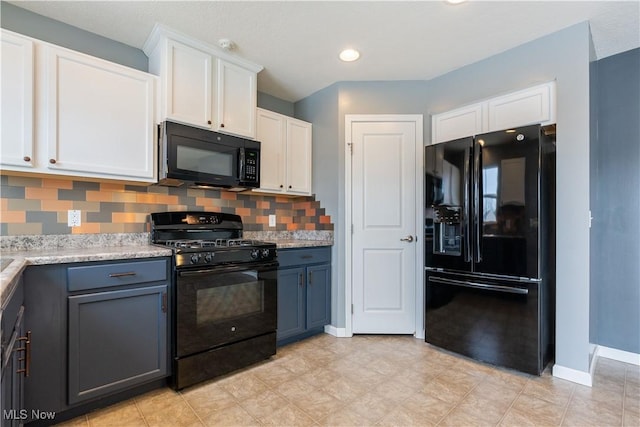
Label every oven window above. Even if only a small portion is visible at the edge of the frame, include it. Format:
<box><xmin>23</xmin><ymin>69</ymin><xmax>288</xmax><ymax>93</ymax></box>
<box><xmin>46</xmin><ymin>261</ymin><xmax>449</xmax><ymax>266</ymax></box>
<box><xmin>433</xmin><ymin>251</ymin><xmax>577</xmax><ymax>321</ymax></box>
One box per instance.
<box><xmin>196</xmin><ymin>272</ymin><xmax>264</xmax><ymax>325</ymax></box>
<box><xmin>177</xmin><ymin>145</ymin><xmax>233</xmax><ymax>177</ymax></box>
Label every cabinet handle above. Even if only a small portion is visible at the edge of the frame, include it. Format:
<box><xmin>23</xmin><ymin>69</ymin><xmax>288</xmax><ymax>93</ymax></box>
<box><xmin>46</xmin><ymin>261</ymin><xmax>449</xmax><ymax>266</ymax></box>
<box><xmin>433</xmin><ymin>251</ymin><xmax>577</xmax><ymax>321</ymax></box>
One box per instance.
<box><xmin>220</xmin><ymin>123</ymin><xmax>225</xmax><ymax>128</ymax></box>
<box><xmin>207</xmin><ymin>120</ymin><xmax>212</xmax><ymax>125</ymax></box>
<box><xmin>279</xmin><ymin>185</ymin><xmax>284</xmax><ymax>188</ymax></box>
<box><xmin>299</xmin><ymin>273</ymin><xmax>303</xmax><ymax>287</ymax></box>
<box><xmin>108</xmin><ymin>271</ymin><xmax>137</xmax><ymax>278</ymax></box>
<box><xmin>23</xmin><ymin>156</ymin><xmax>31</xmax><ymax>162</ymax></box>
<box><xmin>309</xmin><ymin>271</ymin><xmax>313</xmax><ymax>285</ymax></box>
<box><xmin>162</xmin><ymin>292</ymin><xmax>168</xmax><ymax>313</ymax></box>
<box><xmin>288</xmin><ymin>185</ymin><xmax>292</xmax><ymax>189</ymax></box>
<box><xmin>16</xmin><ymin>331</ymin><xmax>31</xmax><ymax>377</ymax></box>
<box><xmin>49</xmin><ymin>159</ymin><xmax>57</xmax><ymax>164</ymax></box>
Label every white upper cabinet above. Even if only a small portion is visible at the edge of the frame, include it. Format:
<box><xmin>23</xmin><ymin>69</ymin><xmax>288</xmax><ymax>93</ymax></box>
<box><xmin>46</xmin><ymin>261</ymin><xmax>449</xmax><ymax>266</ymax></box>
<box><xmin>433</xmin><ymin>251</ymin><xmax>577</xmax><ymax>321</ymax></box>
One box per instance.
<box><xmin>431</xmin><ymin>103</ymin><xmax>486</xmax><ymax>144</ymax></box>
<box><xmin>216</xmin><ymin>59</ymin><xmax>257</xmax><ymax>138</ymax></box>
<box><xmin>0</xmin><ymin>30</ymin><xmax>157</xmax><ymax>183</ymax></box>
<box><xmin>1</xmin><ymin>30</ymin><xmax>34</xmax><ymax>169</ymax></box>
<box><xmin>44</xmin><ymin>45</ymin><xmax>157</xmax><ymax>181</ymax></box>
<box><xmin>145</xmin><ymin>24</ymin><xmax>263</xmax><ymax>139</ymax></box>
<box><xmin>488</xmin><ymin>82</ymin><xmax>556</xmax><ymax>131</ymax></box>
<box><xmin>255</xmin><ymin>108</ymin><xmax>286</xmax><ymax>191</ymax></box>
<box><xmin>163</xmin><ymin>39</ymin><xmax>213</xmax><ymax>128</ymax></box>
<box><xmin>254</xmin><ymin>108</ymin><xmax>312</xmax><ymax>196</ymax></box>
<box><xmin>285</xmin><ymin>118</ymin><xmax>312</xmax><ymax>195</ymax></box>
<box><xmin>431</xmin><ymin>81</ymin><xmax>556</xmax><ymax>144</ymax></box>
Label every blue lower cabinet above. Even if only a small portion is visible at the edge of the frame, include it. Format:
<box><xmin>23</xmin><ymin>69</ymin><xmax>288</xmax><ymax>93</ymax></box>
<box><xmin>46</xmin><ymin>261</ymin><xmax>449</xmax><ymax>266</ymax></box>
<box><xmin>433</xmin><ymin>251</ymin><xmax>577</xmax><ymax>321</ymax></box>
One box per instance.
<box><xmin>277</xmin><ymin>247</ymin><xmax>331</xmax><ymax>345</ymax></box>
<box><xmin>67</xmin><ymin>285</ymin><xmax>168</xmax><ymax>404</ymax></box>
<box><xmin>23</xmin><ymin>257</ymin><xmax>171</xmax><ymax>424</ymax></box>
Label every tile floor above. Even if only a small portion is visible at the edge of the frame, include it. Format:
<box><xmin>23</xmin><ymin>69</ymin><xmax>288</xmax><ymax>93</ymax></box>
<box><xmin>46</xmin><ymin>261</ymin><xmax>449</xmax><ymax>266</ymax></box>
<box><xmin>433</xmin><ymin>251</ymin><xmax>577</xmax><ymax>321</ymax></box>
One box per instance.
<box><xmin>58</xmin><ymin>334</ymin><xmax>639</xmax><ymax>427</ymax></box>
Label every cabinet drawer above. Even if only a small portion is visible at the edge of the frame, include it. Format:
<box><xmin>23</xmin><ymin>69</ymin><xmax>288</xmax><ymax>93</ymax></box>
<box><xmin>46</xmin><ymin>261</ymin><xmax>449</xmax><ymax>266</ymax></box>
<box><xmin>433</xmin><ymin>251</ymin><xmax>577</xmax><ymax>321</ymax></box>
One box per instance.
<box><xmin>278</xmin><ymin>247</ymin><xmax>330</xmax><ymax>268</ymax></box>
<box><xmin>68</xmin><ymin>259</ymin><xmax>168</xmax><ymax>292</ymax></box>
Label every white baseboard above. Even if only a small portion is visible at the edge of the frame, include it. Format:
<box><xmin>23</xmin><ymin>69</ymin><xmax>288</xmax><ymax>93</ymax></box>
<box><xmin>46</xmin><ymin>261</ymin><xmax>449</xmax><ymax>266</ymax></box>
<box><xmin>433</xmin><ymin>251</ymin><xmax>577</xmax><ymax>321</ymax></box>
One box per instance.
<box><xmin>596</xmin><ymin>345</ymin><xmax>640</xmax><ymax>366</ymax></box>
<box><xmin>414</xmin><ymin>329</ymin><xmax>425</xmax><ymax>340</ymax></box>
<box><xmin>324</xmin><ymin>325</ymin><xmax>350</xmax><ymax>337</ymax></box>
<box><xmin>552</xmin><ymin>363</ymin><xmax>593</xmax><ymax>387</ymax></box>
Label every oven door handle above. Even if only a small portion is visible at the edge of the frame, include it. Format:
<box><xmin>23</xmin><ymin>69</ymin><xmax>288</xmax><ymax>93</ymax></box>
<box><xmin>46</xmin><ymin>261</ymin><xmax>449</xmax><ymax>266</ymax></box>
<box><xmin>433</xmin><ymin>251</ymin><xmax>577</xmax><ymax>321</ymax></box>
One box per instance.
<box><xmin>178</xmin><ymin>262</ymin><xmax>278</xmax><ymax>276</ymax></box>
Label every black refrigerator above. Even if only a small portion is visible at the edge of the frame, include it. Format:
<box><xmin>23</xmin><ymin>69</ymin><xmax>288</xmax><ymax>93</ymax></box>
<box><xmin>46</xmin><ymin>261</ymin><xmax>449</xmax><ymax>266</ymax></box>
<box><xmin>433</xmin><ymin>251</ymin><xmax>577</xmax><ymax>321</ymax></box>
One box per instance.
<box><xmin>424</xmin><ymin>124</ymin><xmax>555</xmax><ymax>375</ymax></box>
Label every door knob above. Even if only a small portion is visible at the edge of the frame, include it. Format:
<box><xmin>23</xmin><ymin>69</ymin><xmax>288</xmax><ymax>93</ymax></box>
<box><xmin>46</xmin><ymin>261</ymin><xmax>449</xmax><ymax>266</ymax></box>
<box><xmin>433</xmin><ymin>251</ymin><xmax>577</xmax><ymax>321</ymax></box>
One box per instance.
<box><xmin>400</xmin><ymin>235</ymin><xmax>414</xmax><ymax>242</ymax></box>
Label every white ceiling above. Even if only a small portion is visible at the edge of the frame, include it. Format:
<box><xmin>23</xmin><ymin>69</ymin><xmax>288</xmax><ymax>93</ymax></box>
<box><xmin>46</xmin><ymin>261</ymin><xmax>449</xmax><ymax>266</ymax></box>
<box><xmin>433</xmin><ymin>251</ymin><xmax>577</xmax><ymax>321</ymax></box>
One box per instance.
<box><xmin>8</xmin><ymin>1</ymin><xmax>640</xmax><ymax>102</ymax></box>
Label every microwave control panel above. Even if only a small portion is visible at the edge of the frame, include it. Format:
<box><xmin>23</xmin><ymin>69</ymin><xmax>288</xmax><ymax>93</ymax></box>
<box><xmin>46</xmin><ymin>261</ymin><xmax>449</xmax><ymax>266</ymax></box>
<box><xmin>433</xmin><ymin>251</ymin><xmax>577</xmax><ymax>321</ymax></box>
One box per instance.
<box><xmin>242</xmin><ymin>149</ymin><xmax>259</xmax><ymax>182</ymax></box>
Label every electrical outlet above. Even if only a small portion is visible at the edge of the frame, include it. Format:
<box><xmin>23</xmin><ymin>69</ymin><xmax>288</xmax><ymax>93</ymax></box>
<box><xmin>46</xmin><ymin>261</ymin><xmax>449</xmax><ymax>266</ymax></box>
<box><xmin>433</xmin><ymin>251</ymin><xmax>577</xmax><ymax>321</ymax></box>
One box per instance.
<box><xmin>68</xmin><ymin>210</ymin><xmax>81</xmax><ymax>227</ymax></box>
<box><xmin>268</xmin><ymin>214</ymin><xmax>276</xmax><ymax>227</ymax></box>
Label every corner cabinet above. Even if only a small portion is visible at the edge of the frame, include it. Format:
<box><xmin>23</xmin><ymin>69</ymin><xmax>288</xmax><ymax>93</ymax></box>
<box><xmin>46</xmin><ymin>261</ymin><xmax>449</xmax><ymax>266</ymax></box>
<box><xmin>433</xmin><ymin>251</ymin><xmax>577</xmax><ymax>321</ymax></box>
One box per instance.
<box><xmin>431</xmin><ymin>81</ymin><xmax>556</xmax><ymax>144</ymax></box>
<box><xmin>0</xmin><ymin>29</ymin><xmax>158</xmax><ymax>183</ymax></box>
<box><xmin>277</xmin><ymin>247</ymin><xmax>331</xmax><ymax>345</ymax></box>
<box><xmin>254</xmin><ymin>108</ymin><xmax>313</xmax><ymax>196</ymax></box>
<box><xmin>144</xmin><ymin>24</ymin><xmax>261</xmax><ymax>139</ymax></box>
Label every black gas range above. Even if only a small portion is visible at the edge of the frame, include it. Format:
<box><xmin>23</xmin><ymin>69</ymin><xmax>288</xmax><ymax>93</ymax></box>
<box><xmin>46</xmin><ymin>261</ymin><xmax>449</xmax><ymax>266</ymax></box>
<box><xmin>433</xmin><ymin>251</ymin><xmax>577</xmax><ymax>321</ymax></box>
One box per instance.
<box><xmin>150</xmin><ymin>211</ymin><xmax>278</xmax><ymax>390</ymax></box>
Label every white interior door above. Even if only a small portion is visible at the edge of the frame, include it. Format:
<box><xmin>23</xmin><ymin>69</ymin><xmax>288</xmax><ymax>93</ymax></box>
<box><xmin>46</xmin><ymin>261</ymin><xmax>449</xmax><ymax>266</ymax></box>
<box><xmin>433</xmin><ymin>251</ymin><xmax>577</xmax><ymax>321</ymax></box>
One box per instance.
<box><xmin>348</xmin><ymin>116</ymin><xmax>422</xmax><ymax>334</ymax></box>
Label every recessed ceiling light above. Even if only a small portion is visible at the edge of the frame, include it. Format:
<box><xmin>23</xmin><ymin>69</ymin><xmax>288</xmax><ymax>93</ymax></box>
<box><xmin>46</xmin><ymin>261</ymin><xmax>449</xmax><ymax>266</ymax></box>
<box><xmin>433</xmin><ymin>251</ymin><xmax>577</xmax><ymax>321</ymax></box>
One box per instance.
<box><xmin>505</xmin><ymin>129</ymin><xmax>516</xmax><ymax>133</ymax></box>
<box><xmin>339</xmin><ymin>48</ymin><xmax>360</xmax><ymax>62</ymax></box>
<box><xmin>445</xmin><ymin>0</ymin><xmax>467</xmax><ymax>4</ymax></box>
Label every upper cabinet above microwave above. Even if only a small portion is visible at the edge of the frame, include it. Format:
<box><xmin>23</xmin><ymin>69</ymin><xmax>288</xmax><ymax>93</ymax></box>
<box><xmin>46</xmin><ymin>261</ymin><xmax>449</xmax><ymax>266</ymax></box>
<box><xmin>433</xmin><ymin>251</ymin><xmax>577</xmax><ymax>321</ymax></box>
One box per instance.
<box><xmin>144</xmin><ymin>24</ymin><xmax>263</xmax><ymax>140</ymax></box>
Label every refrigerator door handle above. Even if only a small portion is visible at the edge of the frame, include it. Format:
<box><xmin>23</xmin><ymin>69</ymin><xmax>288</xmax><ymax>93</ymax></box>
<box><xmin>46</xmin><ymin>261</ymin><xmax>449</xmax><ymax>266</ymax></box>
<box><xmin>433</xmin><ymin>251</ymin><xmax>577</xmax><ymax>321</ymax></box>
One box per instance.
<box><xmin>474</xmin><ymin>142</ymin><xmax>482</xmax><ymax>263</ymax></box>
<box><xmin>428</xmin><ymin>276</ymin><xmax>529</xmax><ymax>295</ymax></box>
<box><xmin>463</xmin><ymin>147</ymin><xmax>471</xmax><ymax>263</ymax></box>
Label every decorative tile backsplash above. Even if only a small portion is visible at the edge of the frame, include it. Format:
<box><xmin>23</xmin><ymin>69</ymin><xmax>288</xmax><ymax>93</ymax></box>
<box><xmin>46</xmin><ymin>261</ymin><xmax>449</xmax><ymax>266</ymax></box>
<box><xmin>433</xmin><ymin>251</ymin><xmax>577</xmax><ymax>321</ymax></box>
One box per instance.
<box><xmin>0</xmin><ymin>175</ymin><xmax>333</xmax><ymax>235</ymax></box>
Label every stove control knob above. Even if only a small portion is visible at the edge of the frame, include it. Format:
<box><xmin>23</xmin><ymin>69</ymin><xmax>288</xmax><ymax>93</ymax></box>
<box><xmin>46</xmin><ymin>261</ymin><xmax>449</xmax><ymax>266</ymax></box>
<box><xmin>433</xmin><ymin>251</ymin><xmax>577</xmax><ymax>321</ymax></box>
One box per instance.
<box><xmin>204</xmin><ymin>253</ymin><xmax>212</xmax><ymax>263</ymax></box>
<box><xmin>190</xmin><ymin>254</ymin><xmax>199</xmax><ymax>264</ymax></box>
<box><xmin>250</xmin><ymin>249</ymin><xmax>260</xmax><ymax>260</ymax></box>
<box><xmin>261</xmin><ymin>249</ymin><xmax>270</xmax><ymax>258</ymax></box>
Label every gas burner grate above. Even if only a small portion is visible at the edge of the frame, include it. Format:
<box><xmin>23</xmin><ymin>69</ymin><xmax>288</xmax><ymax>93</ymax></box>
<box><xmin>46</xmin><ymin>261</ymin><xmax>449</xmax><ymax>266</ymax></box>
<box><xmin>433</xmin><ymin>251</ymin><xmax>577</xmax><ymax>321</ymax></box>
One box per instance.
<box><xmin>161</xmin><ymin>238</ymin><xmax>263</xmax><ymax>249</ymax></box>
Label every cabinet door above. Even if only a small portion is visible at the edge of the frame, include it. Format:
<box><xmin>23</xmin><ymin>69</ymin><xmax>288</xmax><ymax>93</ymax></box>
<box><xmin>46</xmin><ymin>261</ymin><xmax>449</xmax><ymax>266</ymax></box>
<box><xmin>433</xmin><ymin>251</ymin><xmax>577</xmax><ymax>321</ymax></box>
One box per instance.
<box><xmin>285</xmin><ymin>118</ymin><xmax>313</xmax><ymax>195</ymax></box>
<box><xmin>67</xmin><ymin>285</ymin><xmax>168</xmax><ymax>404</ymax></box>
<box><xmin>276</xmin><ymin>267</ymin><xmax>305</xmax><ymax>340</ymax></box>
<box><xmin>432</xmin><ymin>102</ymin><xmax>486</xmax><ymax>144</ymax></box>
<box><xmin>1</xmin><ymin>30</ymin><xmax>34</xmax><ymax>169</ymax></box>
<box><xmin>255</xmin><ymin>108</ymin><xmax>286</xmax><ymax>193</ymax></box>
<box><xmin>165</xmin><ymin>39</ymin><xmax>213</xmax><ymax>129</ymax></box>
<box><xmin>306</xmin><ymin>264</ymin><xmax>331</xmax><ymax>330</ymax></box>
<box><xmin>216</xmin><ymin>59</ymin><xmax>257</xmax><ymax>138</ymax></box>
<box><xmin>44</xmin><ymin>45</ymin><xmax>157</xmax><ymax>181</ymax></box>
<box><xmin>488</xmin><ymin>82</ymin><xmax>555</xmax><ymax>131</ymax></box>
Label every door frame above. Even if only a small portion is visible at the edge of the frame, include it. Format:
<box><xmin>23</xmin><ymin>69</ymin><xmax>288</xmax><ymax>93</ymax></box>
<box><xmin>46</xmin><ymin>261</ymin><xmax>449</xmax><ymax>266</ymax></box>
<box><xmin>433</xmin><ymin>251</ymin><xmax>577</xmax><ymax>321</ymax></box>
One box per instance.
<box><xmin>344</xmin><ymin>114</ymin><xmax>424</xmax><ymax>338</ymax></box>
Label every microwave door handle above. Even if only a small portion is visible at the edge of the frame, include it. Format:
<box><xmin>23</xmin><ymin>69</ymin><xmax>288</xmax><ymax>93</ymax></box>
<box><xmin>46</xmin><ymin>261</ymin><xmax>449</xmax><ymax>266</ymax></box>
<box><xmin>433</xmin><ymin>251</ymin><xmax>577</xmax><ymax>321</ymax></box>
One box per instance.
<box><xmin>238</xmin><ymin>148</ymin><xmax>245</xmax><ymax>180</ymax></box>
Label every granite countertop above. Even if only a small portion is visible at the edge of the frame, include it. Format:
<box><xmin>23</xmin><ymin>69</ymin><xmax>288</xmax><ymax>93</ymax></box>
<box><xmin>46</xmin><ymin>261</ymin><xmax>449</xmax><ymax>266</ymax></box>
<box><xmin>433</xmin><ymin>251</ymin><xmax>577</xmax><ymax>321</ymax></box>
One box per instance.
<box><xmin>0</xmin><ymin>245</ymin><xmax>172</xmax><ymax>309</ymax></box>
<box><xmin>244</xmin><ymin>231</ymin><xmax>333</xmax><ymax>249</ymax></box>
<box><xmin>269</xmin><ymin>239</ymin><xmax>333</xmax><ymax>249</ymax></box>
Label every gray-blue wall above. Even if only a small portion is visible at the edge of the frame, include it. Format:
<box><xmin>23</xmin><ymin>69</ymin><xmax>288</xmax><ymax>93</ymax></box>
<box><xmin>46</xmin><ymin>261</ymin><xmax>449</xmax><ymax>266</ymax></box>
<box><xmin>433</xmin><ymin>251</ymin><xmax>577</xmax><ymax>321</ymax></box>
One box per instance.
<box><xmin>0</xmin><ymin>1</ymin><xmax>148</xmax><ymax>71</ymax></box>
<box><xmin>297</xmin><ymin>22</ymin><xmax>596</xmax><ymax>376</ymax></box>
<box><xmin>258</xmin><ymin>92</ymin><xmax>294</xmax><ymax>116</ymax></box>
<box><xmin>590</xmin><ymin>48</ymin><xmax>640</xmax><ymax>354</ymax></box>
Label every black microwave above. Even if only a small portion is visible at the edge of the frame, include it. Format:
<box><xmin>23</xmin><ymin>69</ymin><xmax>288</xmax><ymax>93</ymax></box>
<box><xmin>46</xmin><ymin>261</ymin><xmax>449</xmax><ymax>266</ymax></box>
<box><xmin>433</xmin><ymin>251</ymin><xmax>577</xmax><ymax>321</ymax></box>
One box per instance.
<box><xmin>158</xmin><ymin>121</ymin><xmax>260</xmax><ymax>191</ymax></box>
